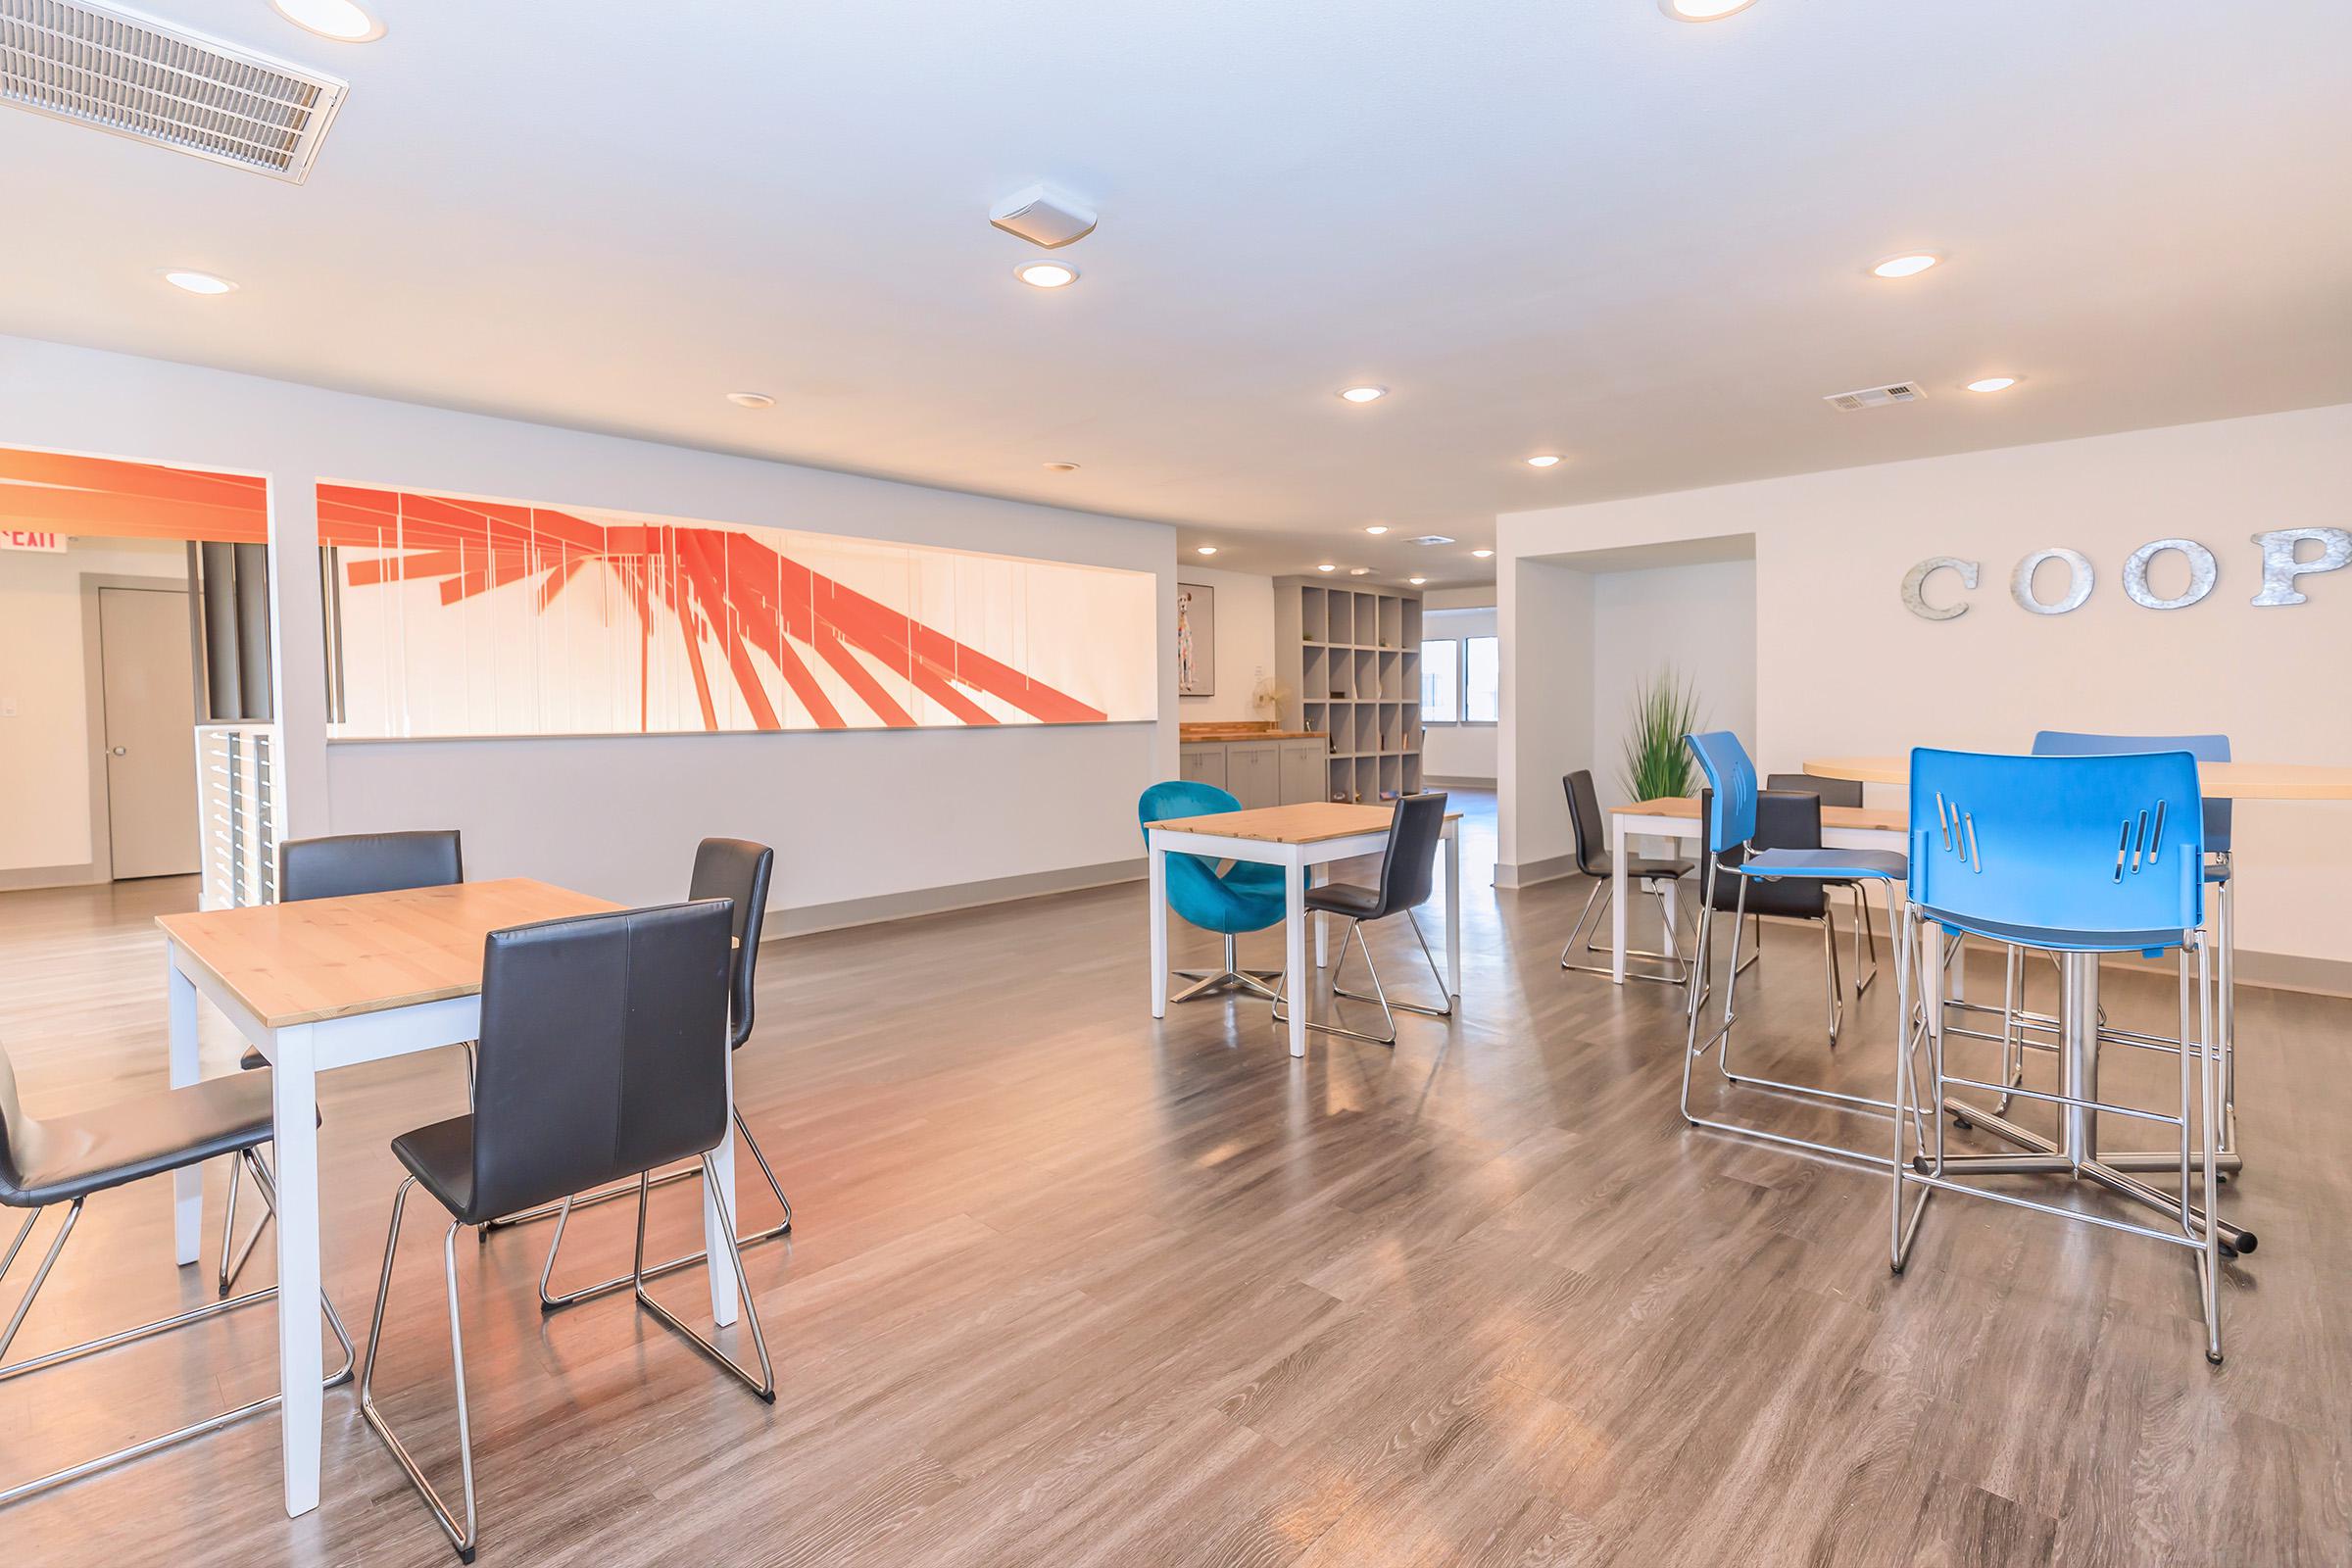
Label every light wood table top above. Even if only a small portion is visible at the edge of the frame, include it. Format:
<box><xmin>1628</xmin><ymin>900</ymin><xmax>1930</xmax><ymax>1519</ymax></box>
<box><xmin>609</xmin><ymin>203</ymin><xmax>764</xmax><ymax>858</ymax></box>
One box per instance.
<box><xmin>1617</xmin><ymin>795</ymin><xmax>1907</xmax><ymax>833</ymax></box>
<box><xmin>1805</xmin><ymin>756</ymin><xmax>2352</xmax><ymax>801</ymax></box>
<box><xmin>1150</xmin><ymin>801</ymin><xmax>1460</xmax><ymax>845</ymax></box>
<box><xmin>156</xmin><ymin>877</ymin><xmax>618</xmax><ymax>1029</ymax></box>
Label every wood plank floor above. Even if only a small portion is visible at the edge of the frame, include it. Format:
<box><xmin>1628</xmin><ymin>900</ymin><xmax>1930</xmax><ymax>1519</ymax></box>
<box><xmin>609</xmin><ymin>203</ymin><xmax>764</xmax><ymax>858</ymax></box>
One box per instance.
<box><xmin>1</xmin><ymin>791</ymin><xmax>2345</xmax><ymax>1566</ymax></box>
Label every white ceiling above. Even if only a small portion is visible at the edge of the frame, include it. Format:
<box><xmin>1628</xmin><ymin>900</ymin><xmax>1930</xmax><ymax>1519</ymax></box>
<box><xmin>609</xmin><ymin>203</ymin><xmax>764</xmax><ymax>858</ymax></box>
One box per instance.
<box><xmin>4</xmin><ymin>0</ymin><xmax>2348</xmax><ymax>589</ymax></box>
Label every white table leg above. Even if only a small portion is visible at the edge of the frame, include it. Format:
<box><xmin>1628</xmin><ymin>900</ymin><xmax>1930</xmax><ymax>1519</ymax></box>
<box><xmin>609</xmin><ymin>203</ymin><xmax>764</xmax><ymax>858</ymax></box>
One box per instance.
<box><xmin>705</xmin><ymin>1046</ymin><xmax>741</xmax><ymax>1327</ymax></box>
<box><xmin>1148</xmin><ymin>836</ymin><xmax>1168</xmax><ymax>1018</ymax></box>
<box><xmin>1610</xmin><ymin>815</ymin><xmax>1631</xmax><ymax>984</ymax></box>
<box><xmin>270</xmin><ymin>1023</ymin><xmax>323</xmax><ymax>1518</ymax></box>
<box><xmin>1284</xmin><ymin>858</ymin><xmax>1308</xmax><ymax>1058</ymax></box>
<box><xmin>167</xmin><ymin>949</ymin><xmax>202</xmax><ymax>1266</ymax></box>
<box><xmin>1444</xmin><ymin>822</ymin><xmax>1462</xmax><ymax>998</ymax></box>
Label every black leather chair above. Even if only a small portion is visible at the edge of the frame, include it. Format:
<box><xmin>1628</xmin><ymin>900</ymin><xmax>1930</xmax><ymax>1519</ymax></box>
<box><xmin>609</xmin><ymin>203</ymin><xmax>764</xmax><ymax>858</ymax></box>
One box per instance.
<box><xmin>522</xmin><ymin>838</ymin><xmax>793</xmax><ymax>1305</ymax></box>
<box><xmin>1272</xmin><ymin>793</ymin><xmax>1452</xmax><ymax>1046</ymax></box>
<box><xmin>1697</xmin><ymin>787</ymin><xmax>1850</xmax><ymax>1045</ymax></box>
<box><xmin>1558</xmin><ymin>769</ymin><xmax>1695</xmax><ymax>985</ymax></box>
<box><xmin>359</xmin><ymin>900</ymin><xmax>772</xmax><ymax>1564</ymax></box>
<box><xmin>219</xmin><ymin>830</ymin><xmax>466</xmax><ymax>1295</ymax></box>
<box><xmin>0</xmin><ymin>1043</ymin><xmax>352</xmax><ymax>1508</ymax></box>
<box><xmin>1765</xmin><ymin>772</ymin><xmax>1878</xmax><ymax>998</ymax></box>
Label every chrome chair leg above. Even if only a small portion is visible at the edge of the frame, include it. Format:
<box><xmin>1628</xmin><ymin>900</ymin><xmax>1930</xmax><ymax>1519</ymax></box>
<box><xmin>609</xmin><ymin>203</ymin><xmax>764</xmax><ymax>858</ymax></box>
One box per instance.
<box><xmin>536</xmin><ymin>1107</ymin><xmax>793</xmax><ymax>1310</ymax></box>
<box><xmin>1170</xmin><ymin>932</ymin><xmax>1284</xmax><ymax>1004</ymax></box>
<box><xmin>0</xmin><ymin>1150</ymin><xmax>353</xmax><ymax>1510</ymax></box>
<box><xmin>359</xmin><ymin>1175</ymin><xmax>478</xmax><ymax>1563</ymax></box>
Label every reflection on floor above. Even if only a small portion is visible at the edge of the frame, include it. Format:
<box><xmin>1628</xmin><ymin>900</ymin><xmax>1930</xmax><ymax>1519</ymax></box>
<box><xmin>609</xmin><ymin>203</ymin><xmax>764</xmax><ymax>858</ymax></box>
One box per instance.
<box><xmin>0</xmin><ymin>789</ymin><xmax>2343</xmax><ymax>1565</ymax></box>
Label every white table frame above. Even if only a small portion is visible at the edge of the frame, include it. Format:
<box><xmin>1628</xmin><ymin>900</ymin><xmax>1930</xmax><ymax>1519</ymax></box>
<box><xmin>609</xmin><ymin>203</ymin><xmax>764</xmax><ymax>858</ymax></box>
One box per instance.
<box><xmin>1606</xmin><ymin>806</ymin><xmax>1908</xmax><ymax>988</ymax></box>
<box><xmin>1146</xmin><ymin>817</ymin><xmax>1462</xmax><ymax>1057</ymax></box>
<box><xmin>164</xmin><ymin>940</ymin><xmax>741</xmax><ymax>1519</ymax></box>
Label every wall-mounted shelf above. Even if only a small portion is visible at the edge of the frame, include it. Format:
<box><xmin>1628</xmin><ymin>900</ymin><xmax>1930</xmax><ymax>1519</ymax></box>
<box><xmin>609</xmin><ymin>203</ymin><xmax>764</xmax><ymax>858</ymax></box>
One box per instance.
<box><xmin>1274</xmin><ymin>577</ymin><xmax>1424</xmax><ymax>804</ymax></box>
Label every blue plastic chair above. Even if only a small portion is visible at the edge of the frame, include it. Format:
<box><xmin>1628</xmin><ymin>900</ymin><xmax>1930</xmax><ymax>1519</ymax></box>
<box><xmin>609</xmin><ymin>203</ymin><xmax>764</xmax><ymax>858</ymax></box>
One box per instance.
<box><xmin>2030</xmin><ymin>731</ymin><xmax>2241</xmax><ymax>1153</ymax></box>
<box><xmin>1892</xmin><ymin>746</ymin><xmax>2230</xmax><ymax>1361</ymax></box>
<box><xmin>1139</xmin><ymin>781</ymin><xmax>1287</xmax><ymax>1004</ymax></box>
<box><xmin>1679</xmin><ymin>732</ymin><xmax>1913</xmax><ymax>1165</ymax></box>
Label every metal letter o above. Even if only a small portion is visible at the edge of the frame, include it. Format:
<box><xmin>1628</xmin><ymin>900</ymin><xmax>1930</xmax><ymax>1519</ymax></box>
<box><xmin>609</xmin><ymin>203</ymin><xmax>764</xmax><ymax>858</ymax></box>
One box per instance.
<box><xmin>2121</xmin><ymin>538</ymin><xmax>2217</xmax><ymax>611</ymax></box>
<box><xmin>2011</xmin><ymin>548</ymin><xmax>2092</xmax><ymax>615</ymax></box>
<box><xmin>1901</xmin><ymin>556</ymin><xmax>1979</xmax><ymax>620</ymax></box>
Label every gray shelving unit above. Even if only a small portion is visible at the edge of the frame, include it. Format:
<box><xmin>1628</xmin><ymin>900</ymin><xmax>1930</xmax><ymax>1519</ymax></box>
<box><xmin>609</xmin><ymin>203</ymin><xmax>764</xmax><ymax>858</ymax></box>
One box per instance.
<box><xmin>1272</xmin><ymin>577</ymin><xmax>1425</xmax><ymax>804</ymax></box>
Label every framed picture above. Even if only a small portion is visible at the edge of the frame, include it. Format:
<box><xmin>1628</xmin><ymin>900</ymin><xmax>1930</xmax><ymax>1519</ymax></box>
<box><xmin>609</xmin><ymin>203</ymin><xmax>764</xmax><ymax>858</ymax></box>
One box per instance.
<box><xmin>1176</xmin><ymin>581</ymin><xmax>1216</xmax><ymax>696</ymax></box>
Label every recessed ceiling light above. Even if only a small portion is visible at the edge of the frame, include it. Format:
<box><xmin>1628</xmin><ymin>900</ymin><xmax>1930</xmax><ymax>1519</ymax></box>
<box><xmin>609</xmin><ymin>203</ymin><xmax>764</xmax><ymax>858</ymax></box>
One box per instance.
<box><xmin>1337</xmin><ymin>385</ymin><xmax>1388</xmax><ymax>404</ymax></box>
<box><xmin>1014</xmin><ymin>261</ymin><xmax>1079</xmax><ymax>289</ymax></box>
<box><xmin>724</xmin><ymin>391</ymin><xmax>776</xmax><ymax>409</ymax></box>
<box><xmin>1525</xmin><ymin>454</ymin><xmax>1563</xmax><ymax>468</ymax></box>
<box><xmin>1658</xmin><ymin>0</ymin><xmax>1756</xmax><ymax>18</ymax></box>
<box><xmin>1871</xmin><ymin>253</ymin><xmax>1940</xmax><ymax>279</ymax></box>
<box><xmin>1472</xmin><ymin>549</ymin><xmax>1494</xmax><ymax>559</ymax></box>
<box><xmin>1042</xmin><ymin>461</ymin><xmax>1081</xmax><ymax>472</ymax></box>
<box><xmin>161</xmin><ymin>270</ymin><xmax>236</xmax><ymax>295</ymax></box>
<box><xmin>1965</xmin><ymin>376</ymin><xmax>2019</xmax><ymax>393</ymax></box>
<box><xmin>1195</xmin><ymin>546</ymin><xmax>1218</xmax><ymax>556</ymax></box>
<box><xmin>1364</xmin><ymin>524</ymin><xmax>1389</xmax><ymax>535</ymax></box>
<box><xmin>1348</xmin><ymin>567</ymin><xmax>1370</xmax><ymax>576</ymax></box>
<box><xmin>270</xmin><ymin>0</ymin><xmax>385</xmax><ymax>41</ymax></box>
<box><xmin>1408</xmin><ymin>576</ymin><xmax>1428</xmax><ymax>586</ymax></box>
<box><xmin>1316</xmin><ymin>564</ymin><xmax>1337</xmax><ymax>572</ymax></box>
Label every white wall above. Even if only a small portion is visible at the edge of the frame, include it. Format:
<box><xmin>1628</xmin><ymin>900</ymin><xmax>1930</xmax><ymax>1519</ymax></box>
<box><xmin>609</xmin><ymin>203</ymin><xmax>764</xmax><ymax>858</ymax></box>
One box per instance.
<box><xmin>1589</xmin><ymin>560</ymin><xmax>1757</xmax><ymax>810</ymax></box>
<box><xmin>1421</xmin><ymin>605</ymin><xmax>1496</xmax><ymax>783</ymax></box>
<box><xmin>1174</xmin><ymin>564</ymin><xmax>1277</xmax><ymax>723</ymax></box>
<box><xmin>1498</xmin><ymin>401</ymin><xmax>2352</xmax><ymax>969</ymax></box>
<box><xmin>0</xmin><ymin>536</ymin><xmax>188</xmax><ymax>876</ymax></box>
<box><xmin>0</xmin><ymin>336</ymin><xmax>1179</xmax><ymax>917</ymax></box>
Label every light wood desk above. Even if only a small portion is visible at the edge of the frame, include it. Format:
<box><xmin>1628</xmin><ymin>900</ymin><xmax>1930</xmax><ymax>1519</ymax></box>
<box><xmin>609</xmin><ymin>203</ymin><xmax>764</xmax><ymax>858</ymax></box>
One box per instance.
<box><xmin>1606</xmin><ymin>796</ymin><xmax>1905</xmax><ymax>986</ymax></box>
<box><xmin>155</xmin><ymin>878</ymin><xmax>746</xmax><ymax>1519</ymax></box>
<box><xmin>1146</xmin><ymin>802</ymin><xmax>1462</xmax><ymax>1057</ymax></box>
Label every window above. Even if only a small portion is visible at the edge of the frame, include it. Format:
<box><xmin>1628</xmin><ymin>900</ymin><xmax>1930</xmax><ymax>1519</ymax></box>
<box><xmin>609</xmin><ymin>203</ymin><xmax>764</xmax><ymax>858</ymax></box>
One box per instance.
<box><xmin>1465</xmin><ymin>635</ymin><xmax>1498</xmax><ymax>723</ymax></box>
<box><xmin>1419</xmin><ymin>638</ymin><xmax>1459</xmax><ymax>722</ymax></box>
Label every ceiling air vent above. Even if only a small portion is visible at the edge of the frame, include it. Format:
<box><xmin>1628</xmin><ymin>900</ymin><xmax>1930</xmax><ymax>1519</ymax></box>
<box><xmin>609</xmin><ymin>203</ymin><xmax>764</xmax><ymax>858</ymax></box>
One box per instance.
<box><xmin>0</xmin><ymin>0</ymin><xmax>348</xmax><ymax>183</ymax></box>
<box><xmin>1825</xmin><ymin>382</ymin><xmax>1926</xmax><ymax>413</ymax></box>
<box><xmin>1408</xmin><ymin>535</ymin><xmax>1457</xmax><ymax>547</ymax></box>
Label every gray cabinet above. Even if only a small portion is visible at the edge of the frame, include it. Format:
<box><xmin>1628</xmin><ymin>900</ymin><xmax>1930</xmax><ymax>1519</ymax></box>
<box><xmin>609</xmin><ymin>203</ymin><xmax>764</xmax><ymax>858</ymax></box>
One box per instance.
<box><xmin>1176</xmin><ymin>735</ymin><xmax>1330</xmax><ymax>805</ymax></box>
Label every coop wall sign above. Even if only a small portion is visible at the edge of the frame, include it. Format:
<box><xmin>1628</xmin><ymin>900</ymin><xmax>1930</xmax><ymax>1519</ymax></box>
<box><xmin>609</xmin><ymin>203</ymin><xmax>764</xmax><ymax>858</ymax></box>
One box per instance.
<box><xmin>1901</xmin><ymin>528</ymin><xmax>2351</xmax><ymax>621</ymax></box>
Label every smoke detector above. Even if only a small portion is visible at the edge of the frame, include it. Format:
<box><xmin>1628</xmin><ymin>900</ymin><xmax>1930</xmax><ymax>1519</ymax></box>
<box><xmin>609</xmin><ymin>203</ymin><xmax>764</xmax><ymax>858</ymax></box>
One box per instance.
<box><xmin>1</xmin><ymin>0</ymin><xmax>349</xmax><ymax>182</ymax></box>
<box><xmin>1825</xmin><ymin>381</ymin><xmax>1927</xmax><ymax>412</ymax></box>
<box><xmin>989</xmin><ymin>183</ymin><xmax>1098</xmax><ymax>249</ymax></box>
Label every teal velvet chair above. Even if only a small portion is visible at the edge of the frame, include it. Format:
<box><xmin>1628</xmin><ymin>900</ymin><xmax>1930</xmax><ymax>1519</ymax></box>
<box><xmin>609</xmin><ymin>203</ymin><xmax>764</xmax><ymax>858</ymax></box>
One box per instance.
<box><xmin>1139</xmin><ymin>780</ymin><xmax>1287</xmax><ymax>1004</ymax></box>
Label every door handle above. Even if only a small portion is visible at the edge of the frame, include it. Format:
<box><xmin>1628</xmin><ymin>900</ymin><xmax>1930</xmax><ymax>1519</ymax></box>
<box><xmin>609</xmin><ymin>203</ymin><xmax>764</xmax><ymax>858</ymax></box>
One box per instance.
<box><xmin>111</xmin><ymin>746</ymin><xmax>127</xmax><ymax>757</ymax></box>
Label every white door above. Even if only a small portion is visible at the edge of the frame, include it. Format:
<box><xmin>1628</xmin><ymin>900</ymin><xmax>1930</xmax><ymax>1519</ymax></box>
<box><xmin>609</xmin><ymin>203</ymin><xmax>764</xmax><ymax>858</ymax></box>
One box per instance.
<box><xmin>98</xmin><ymin>587</ymin><xmax>201</xmax><ymax>879</ymax></box>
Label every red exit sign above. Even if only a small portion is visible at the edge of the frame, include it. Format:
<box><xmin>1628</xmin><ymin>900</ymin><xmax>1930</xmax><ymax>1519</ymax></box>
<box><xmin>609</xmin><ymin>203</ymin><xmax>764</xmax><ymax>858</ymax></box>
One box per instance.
<box><xmin>1</xmin><ymin>531</ymin><xmax>67</xmax><ymax>553</ymax></box>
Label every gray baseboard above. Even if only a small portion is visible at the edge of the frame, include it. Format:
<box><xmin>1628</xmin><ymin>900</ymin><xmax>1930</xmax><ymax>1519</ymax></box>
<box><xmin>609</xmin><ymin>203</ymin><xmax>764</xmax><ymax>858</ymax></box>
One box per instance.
<box><xmin>1494</xmin><ymin>852</ymin><xmax>1579</xmax><ymax>890</ymax></box>
<box><xmin>768</xmin><ymin>856</ymin><xmax>1144</xmax><ymax>939</ymax></box>
<box><xmin>1425</xmin><ymin>773</ymin><xmax>1497</xmax><ymax>789</ymax></box>
<box><xmin>0</xmin><ymin>861</ymin><xmax>103</xmax><ymax>893</ymax></box>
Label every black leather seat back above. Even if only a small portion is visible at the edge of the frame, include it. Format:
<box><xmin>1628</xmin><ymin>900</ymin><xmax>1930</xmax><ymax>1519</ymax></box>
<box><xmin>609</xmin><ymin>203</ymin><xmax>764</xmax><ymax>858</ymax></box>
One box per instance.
<box><xmin>1363</xmin><ymin>793</ymin><xmax>1448</xmax><ymax>919</ymax></box>
<box><xmin>466</xmin><ymin>901</ymin><xmax>733</xmax><ymax>1223</ymax></box>
<box><xmin>280</xmin><ymin>831</ymin><xmax>463</xmax><ymax>905</ymax></box>
<box><xmin>1563</xmin><ymin>771</ymin><xmax>1609</xmax><ymax>877</ymax></box>
<box><xmin>1696</xmin><ymin>788</ymin><xmax>1828</xmax><ymax>918</ymax></box>
<box><xmin>1765</xmin><ymin>773</ymin><xmax>1862</xmax><ymax>809</ymax></box>
<box><xmin>688</xmin><ymin>839</ymin><xmax>773</xmax><ymax>1053</ymax></box>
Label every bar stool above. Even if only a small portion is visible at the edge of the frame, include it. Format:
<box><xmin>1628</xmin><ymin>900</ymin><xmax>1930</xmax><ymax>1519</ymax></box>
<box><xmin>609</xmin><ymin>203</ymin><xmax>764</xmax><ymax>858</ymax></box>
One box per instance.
<box><xmin>1557</xmin><ymin>769</ymin><xmax>1694</xmax><ymax>985</ymax></box>
<box><xmin>1679</xmin><ymin>733</ymin><xmax>1916</xmax><ymax>1164</ymax></box>
<box><xmin>220</xmin><ymin>829</ymin><xmax>466</xmax><ymax>1295</ymax></box>
<box><xmin>359</xmin><ymin>900</ymin><xmax>773</xmax><ymax>1562</ymax></box>
<box><xmin>0</xmin><ymin>1043</ymin><xmax>353</xmax><ymax>1507</ymax></box>
<box><xmin>1272</xmin><ymin>793</ymin><xmax>1451</xmax><ymax>1046</ymax></box>
<box><xmin>523</xmin><ymin>838</ymin><xmax>794</xmax><ymax>1304</ymax></box>
<box><xmin>1888</xmin><ymin>747</ymin><xmax>2231</xmax><ymax>1362</ymax></box>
